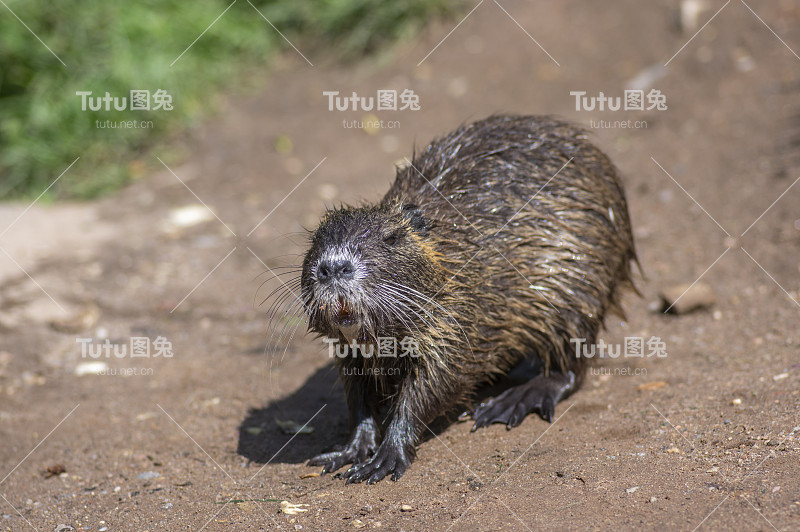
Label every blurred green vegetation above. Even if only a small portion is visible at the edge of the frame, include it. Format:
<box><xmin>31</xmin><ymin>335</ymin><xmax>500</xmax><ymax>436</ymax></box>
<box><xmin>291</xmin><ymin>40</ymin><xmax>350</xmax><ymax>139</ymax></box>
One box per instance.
<box><xmin>0</xmin><ymin>0</ymin><xmax>454</xmax><ymax>199</ymax></box>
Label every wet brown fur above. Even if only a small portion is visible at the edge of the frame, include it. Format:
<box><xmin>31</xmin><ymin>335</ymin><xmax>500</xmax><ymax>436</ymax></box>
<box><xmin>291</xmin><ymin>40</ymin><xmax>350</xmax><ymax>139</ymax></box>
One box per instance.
<box><xmin>298</xmin><ymin>115</ymin><xmax>637</xmax><ymax>479</ymax></box>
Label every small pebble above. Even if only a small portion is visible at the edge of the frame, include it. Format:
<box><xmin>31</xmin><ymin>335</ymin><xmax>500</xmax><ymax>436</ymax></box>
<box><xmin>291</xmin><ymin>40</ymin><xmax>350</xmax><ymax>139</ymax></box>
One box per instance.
<box><xmin>625</xmin><ymin>64</ymin><xmax>666</xmax><ymax>92</ymax></box>
<box><xmin>773</xmin><ymin>373</ymin><xmax>789</xmax><ymax>381</ymax></box>
<box><xmin>626</xmin><ymin>486</ymin><xmax>640</xmax><ymax>494</ymax></box>
<box><xmin>679</xmin><ymin>0</ymin><xmax>707</xmax><ymax>34</ymax></box>
<box><xmin>136</xmin><ymin>471</ymin><xmax>161</xmax><ymax>480</ymax></box>
<box><xmin>732</xmin><ymin>398</ymin><xmax>742</xmax><ymax>405</ymax></box>
<box><xmin>732</xmin><ymin>48</ymin><xmax>755</xmax><ymax>72</ymax></box>
<box><xmin>75</xmin><ymin>361</ymin><xmax>108</xmax><ymax>376</ymax></box>
<box><xmin>280</xmin><ymin>501</ymin><xmax>309</xmax><ymax>515</ymax></box>
<box><xmin>44</xmin><ymin>464</ymin><xmax>66</xmax><ymax>478</ymax></box>
<box><xmin>659</xmin><ymin>282</ymin><xmax>716</xmax><ymax>314</ymax></box>
<box><xmin>400</xmin><ymin>504</ymin><xmax>413</xmax><ymax>512</ymax></box>
<box><xmin>317</xmin><ymin>184</ymin><xmax>338</xmax><ymax>201</ymax></box>
<box><xmin>637</xmin><ymin>381</ymin><xmax>667</xmax><ymax>392</ymax></box>
<box><xmin>50</xmin><ymin>304</ymin><xmax>100</xmax><ymax>334</ymax></box>
<box><xmin>166</xmin><ymin>205</ymin><xmax>214</xmax><ymax>229</ymax></box>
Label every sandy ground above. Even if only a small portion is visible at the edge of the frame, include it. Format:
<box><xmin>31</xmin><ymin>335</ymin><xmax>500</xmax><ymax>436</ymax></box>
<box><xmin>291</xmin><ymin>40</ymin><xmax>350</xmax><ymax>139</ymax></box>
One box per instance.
<box><xmin>1</xmin><ymin>0</ymin><xmax>799</xmax><ymax>530</ymax></box>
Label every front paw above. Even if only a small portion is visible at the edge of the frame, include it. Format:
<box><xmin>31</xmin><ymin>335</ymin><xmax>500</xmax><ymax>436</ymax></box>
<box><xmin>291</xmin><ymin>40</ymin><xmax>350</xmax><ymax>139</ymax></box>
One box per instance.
<box><xmin>308</xmin><ymin>423</ymin><xmax>378</xmax><ymax>475</ymax></box>
<box><xmin>342</xmin><ymin>441</ymin><xmax>412</xmax><ymax>484</ymax></box>
<box><xmin>308</xmin><ymin>448</ymin><xmax>362</xmax><ymax>475</ymax></box>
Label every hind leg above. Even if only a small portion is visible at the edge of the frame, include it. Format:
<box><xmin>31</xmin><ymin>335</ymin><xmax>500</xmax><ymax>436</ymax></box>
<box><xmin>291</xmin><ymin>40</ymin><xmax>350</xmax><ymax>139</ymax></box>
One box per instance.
<box><xmin>471</xmin><ymin>370</ymin><xmax>576</xmax><ymax>430</ymax></box>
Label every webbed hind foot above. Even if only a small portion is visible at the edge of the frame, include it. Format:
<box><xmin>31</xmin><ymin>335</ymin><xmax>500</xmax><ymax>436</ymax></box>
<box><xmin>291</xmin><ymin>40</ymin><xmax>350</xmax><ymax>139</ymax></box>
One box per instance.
<box><xmin>471</xmin><ymin>371</ymin><xmax>576</xmax><ymax>430</ymax></box>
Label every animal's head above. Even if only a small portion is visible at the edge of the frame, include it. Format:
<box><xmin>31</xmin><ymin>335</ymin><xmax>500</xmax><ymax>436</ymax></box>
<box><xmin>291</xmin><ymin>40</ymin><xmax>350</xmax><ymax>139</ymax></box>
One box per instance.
<box><xmin>301</xmin><ymin>201</ymin><xmax>441</xmax><ymax>343</ymax></box>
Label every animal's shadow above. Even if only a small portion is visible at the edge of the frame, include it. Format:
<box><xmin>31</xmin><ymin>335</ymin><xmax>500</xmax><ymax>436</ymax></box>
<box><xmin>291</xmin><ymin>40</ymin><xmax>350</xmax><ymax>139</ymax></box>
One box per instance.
<box><xmin>237</xmin><ymin>364</ymin><xmax>349</xmax><ymax>464</ymax></box>
<box><xmin>236</xmin><ymin>361</ymin><xmax>535</xmax><ymax>465</ymax></box>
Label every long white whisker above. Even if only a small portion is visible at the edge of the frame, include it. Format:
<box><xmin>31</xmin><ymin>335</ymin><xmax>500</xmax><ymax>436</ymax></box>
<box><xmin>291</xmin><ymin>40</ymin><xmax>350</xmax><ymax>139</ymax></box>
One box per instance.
<box><xmin>382</xmin><ymin>280</ymin><xmax>474</xmax><ymax>355</ymax></box>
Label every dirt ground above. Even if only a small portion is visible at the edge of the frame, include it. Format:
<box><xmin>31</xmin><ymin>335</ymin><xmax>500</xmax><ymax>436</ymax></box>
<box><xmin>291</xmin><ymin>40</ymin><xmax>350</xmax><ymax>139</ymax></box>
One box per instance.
<box><xmin>2</xmin><ymin>1</ymin><xmax>799</xmax><ymax>530</ymax></box>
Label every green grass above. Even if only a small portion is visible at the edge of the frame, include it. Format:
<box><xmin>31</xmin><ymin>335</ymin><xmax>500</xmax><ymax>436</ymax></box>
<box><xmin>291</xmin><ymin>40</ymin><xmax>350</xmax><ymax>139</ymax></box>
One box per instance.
<box><xmin>0</xmin><ymin>0</ymin><xmax>455</xmax><ymax>199</ymax></box>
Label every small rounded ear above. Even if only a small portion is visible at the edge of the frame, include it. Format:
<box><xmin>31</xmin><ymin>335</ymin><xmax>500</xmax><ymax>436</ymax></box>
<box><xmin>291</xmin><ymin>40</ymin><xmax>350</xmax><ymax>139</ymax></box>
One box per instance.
<box><xmin>401</xmin><ymin>204</ymin><xmax>429</xmax><ymax>236</ymax></box>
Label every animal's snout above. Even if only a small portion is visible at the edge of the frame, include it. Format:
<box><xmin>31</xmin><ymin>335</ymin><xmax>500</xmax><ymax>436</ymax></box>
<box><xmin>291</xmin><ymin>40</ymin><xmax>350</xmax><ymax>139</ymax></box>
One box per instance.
<box><xmin>316</xmin><ymin>257</ymin><xmax>356</xmax><ymax>284</ymax></box>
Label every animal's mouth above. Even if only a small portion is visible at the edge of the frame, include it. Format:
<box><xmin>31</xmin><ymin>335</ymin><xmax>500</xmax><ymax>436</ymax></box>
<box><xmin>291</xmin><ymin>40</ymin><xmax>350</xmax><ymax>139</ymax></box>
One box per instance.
<box><xmin>319</xmin><ymin>294</ymin><xmax>358</xmax><ymax>327</ymax></box>
<box><xmin>337</xmin><ymin>296</ymin><xmax>353</xmax><ymax>321</ymax></box>
<box><xmin>332</xmin><ymin>296</ymin><xmax>361</xmax><ymax>342</ymax></box>
<box><xmin>309</xmin><ymin>284</ymin><xmax>364</xmax><ymax>340</ymax></box>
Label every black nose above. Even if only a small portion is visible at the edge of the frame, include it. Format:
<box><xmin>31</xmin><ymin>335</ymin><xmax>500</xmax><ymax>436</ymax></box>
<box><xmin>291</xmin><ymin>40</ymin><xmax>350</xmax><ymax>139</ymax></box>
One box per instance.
<box><xmin>316</xmin><ymin>258</ymin><xmax>356</xmax><ymax>283</ymax></box>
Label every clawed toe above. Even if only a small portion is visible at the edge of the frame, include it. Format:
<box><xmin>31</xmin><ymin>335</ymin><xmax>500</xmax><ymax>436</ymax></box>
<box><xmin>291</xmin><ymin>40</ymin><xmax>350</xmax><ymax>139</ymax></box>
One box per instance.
<box><xmin>308</xmin><ymin>441</ymin><xmax>375</xmax><ymax>475</ymax></box>
<box><xmin>308</xmin><ymin>449</ymin><xmax>354</xmax><ymax>475</ymax></box>
<box><xmin>471</xmin><ymin>372</ymin><xmax>574</xmax><ymax>430</ymax></box>
<box><xmin>342</xmin><ymin>443</ymin><xmax>411</xmax><ymax>484</ymax></box>
<box><xmin>308</xmin><ymin>420</ymin><xmax>379</xmax><ymax>475</ymax></box>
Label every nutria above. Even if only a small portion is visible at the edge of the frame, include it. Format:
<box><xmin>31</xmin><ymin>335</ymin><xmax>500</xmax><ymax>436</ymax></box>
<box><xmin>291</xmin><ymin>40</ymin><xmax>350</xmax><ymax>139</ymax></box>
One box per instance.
<box><xmin>295</xmin><ymin>115</ymin><xmax>637</xmax><ymax>483</ymax></box>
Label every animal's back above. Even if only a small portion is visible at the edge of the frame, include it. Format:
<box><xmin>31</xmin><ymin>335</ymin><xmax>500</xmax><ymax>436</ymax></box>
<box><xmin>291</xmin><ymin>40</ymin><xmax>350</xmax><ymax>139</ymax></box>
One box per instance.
<box><xmin>384</xmin><ymin>115</ymin><xmax>636</xmax><ymax>378</ymax></box>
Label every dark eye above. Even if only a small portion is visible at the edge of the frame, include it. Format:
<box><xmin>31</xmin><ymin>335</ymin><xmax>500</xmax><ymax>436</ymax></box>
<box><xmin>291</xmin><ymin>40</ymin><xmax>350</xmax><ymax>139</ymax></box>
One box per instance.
<box><xmin>383</xmin><ymin>232</ymin><xmax>400</xmax><ymax>246</ymax></box>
